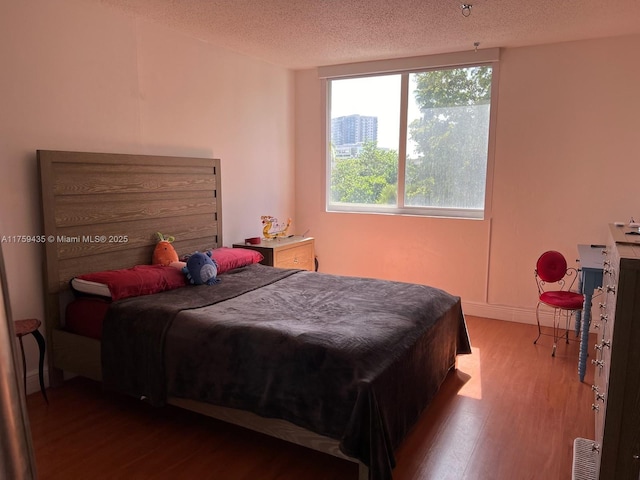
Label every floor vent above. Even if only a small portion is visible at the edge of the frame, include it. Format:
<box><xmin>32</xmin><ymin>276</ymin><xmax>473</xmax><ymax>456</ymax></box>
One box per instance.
<box><xmin>572</xmin><ymin>437</ymin><xmax>598</xmax><ymax>480</ymax></box>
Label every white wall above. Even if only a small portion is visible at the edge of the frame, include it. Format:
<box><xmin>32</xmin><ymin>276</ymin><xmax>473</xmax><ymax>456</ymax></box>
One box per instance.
<box><xmin>295</xmin><ymin>34</ymin><xmax>640</xmax><ymax>323</ymax></box>
<box><xmin>0</xmin><ymin>0</ymin><xmax>295</xmax><ymax>391</ymax></box>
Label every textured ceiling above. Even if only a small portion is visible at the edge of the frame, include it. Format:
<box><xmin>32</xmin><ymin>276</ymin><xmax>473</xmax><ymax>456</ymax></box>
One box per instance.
<box><xmin>98</xmin><ymin>0</ymin><xmax>640</xmax><ymax>69</ymax></box>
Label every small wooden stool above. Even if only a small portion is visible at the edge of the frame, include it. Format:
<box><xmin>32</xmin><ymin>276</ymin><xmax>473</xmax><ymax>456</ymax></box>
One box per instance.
<box><xmin>14</xmin><ymin>318</ymin><xmax>48</xmax><ymax>404</ymax></box>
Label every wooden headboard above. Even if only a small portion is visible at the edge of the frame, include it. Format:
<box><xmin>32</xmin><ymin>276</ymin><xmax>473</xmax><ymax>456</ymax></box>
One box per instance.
<box><xmin>38</xmin><ymin>150</ymin><xmax>222</xmax><ymax>291</ymax></box>
<box><xmin>37</xmin><ymin>150</ymin><xmax>222</xmax><ymax>383</ymax></box>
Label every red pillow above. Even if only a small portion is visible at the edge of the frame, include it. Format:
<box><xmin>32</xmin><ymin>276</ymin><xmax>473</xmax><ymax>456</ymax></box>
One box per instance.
<box><xmin>74</xmin><ymin>265</ymin><xmax>187</xmax><ymax>300</ymax></box>
<box><xmin>209</xmin><ymin>247</ymin><xmax>264</xmax><ymax>274</ymax></box>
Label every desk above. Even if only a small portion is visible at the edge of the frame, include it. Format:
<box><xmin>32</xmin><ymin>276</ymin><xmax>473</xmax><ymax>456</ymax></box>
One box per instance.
<box><xmin>576</xmin><ymin>244</ymin><xmax>603</xmax><ymax>382</ymax></box>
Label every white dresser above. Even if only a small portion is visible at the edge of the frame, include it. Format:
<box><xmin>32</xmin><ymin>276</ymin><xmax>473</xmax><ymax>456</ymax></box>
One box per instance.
<box><xmin>584</xmin><ymin>224</ymin><xmax>640</xmax><ymax>479</ymax></box>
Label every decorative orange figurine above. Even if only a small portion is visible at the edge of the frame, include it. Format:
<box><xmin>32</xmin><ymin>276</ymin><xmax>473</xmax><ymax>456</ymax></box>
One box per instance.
<box><xmin>261</xmin><ymin>216</ymin><xmax>291</xmax><ymax>239</ymax></box>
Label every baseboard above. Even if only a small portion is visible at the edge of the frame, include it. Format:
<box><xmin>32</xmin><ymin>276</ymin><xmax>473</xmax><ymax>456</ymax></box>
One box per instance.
<box><xmin>462</xmin><ymin>301</ymin><xmax>538</xmax><ymax>324</ymax></box>
<box><xmin>24</xmin><ymin>368</ymin><xmax>48</xmax><ymax>396</ymax></box>
<box><xmin>461</xmin><ymin>300</ymin><xmax>592</xmax><ymax>331</ymax></box>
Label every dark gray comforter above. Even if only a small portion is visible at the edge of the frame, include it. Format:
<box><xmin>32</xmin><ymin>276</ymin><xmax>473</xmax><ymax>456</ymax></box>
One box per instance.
<box><xmin>102</xmin><ymin>263</ymin><xmax>471</xmax><ymax>480</ymax></box>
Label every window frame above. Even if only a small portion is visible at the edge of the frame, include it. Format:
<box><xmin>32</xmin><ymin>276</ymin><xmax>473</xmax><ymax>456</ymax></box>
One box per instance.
<box><xmin>320</xmin><ymin>49</ymin><xmax>500</xmax><ymax>220</ymax></box>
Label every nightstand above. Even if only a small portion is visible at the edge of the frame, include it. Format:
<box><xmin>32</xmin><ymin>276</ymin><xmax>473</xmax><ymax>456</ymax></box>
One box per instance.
<box><xmin>233</xmin><ymin>236</ymin><xmax>315</xmax><ymax>271</ymax></box>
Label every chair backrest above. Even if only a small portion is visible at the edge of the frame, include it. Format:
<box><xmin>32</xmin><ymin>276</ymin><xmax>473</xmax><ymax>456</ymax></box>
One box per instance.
<box><xmin>535</xmin><ymin>250</ymin><xmax>580</xmax><ymax>294</ymax></box>
<box><xmin>536</xmin><ymin>251</ymin><xmax>568</xmax><ymax>283</ymax></box>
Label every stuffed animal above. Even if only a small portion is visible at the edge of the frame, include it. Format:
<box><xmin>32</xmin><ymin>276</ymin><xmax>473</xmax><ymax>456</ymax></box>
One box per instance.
<box><xmin>182</xmin><ymin>252</ymin><xmax>220</xmax><ymax>285</ymax></box>
<box><xmin>153</xmin><ymin>232</ymin><xmax>179</xmax><ymax>266</ymax></box>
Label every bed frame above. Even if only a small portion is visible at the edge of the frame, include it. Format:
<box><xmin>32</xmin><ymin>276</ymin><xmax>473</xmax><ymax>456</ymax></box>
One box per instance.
<box><xmin>37</xmin><ymin>150</ymin><xmax>368</xmax><ymax>479</ymax></box>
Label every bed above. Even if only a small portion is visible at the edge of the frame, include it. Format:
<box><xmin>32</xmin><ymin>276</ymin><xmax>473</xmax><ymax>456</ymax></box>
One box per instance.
<box><xmin>38</xmin><ymin>150</ymin><xmax>471</xmax><ymax>480</ymax></box>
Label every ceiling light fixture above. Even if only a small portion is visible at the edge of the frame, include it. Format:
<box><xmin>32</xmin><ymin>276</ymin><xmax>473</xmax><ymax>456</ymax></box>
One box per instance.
<box><xmin>461</xmin><ymin>4</ymin><xmax>472</xmax><ymax>17</ymax></box>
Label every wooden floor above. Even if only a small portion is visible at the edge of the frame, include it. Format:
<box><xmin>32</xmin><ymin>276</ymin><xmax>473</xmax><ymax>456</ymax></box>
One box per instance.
<box><xmin>26</xmin><ymin>316</ymin><xmax>595</xmax><ymax>479</ymax></box>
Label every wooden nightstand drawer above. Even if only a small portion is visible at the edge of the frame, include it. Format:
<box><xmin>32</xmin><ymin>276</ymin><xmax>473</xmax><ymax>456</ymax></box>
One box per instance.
<box><xmin>275</xmin><ymin>242</ymin><xmax>314</xmax><ymax>270</ymax></box>
<box><xmin>232</xmin><ymin>237</ymin><xmax>315</xmax><ymax>272</ymax></box>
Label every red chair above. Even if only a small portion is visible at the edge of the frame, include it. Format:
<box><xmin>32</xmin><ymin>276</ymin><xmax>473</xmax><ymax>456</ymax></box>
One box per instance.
<box><xmin>533</xmin><ymin>251</ymin><xmax>584</xmax><ymax>356</ymax></box>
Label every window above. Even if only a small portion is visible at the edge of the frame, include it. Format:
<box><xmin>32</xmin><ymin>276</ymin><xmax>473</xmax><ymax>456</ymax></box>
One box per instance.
<box><xmin>322</xmin><ymin>50</ymin><xmax>499</xmax><ymax>219</ymax></box>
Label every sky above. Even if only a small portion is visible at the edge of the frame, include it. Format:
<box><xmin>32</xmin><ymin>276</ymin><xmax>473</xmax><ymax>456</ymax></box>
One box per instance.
<box><xmin>329</xmin><ymin>74</ymin><xmax>422</xmax><ymax>152</ymax></box>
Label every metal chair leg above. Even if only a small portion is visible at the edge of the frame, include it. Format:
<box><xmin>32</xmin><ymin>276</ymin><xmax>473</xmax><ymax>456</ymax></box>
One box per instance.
<box><xmin>552</xmin><ymin>310</ymin><xmax>559</xmax><ymax>356</ymax></box>
<box><xmin>534</xmin><ymin>303</ymin><xmax>543</xmax><ymax>344</ymax></box>
<box><xmin>534</xmin><ymin>304</ymin><xmax>578</xmax><ymax>356</ymax></box>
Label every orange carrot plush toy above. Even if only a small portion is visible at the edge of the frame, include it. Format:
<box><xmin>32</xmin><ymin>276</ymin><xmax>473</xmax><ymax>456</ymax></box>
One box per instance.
<box><xmin>152</xmin><ymin>232</ymin><xmax>179</xmax><ymax>266</ymax></box>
